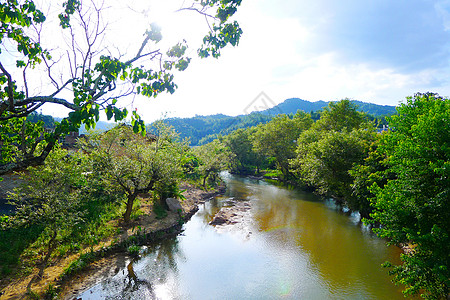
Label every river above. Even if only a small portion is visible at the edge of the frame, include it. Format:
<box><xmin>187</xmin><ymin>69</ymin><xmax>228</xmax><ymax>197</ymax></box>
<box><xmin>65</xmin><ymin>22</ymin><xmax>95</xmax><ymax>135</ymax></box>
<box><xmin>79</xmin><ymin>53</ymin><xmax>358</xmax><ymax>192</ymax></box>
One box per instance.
<box><xmin>75</xmin><ymin>173</ymin><xmax>406</xmax><ymax>299</ymax></box>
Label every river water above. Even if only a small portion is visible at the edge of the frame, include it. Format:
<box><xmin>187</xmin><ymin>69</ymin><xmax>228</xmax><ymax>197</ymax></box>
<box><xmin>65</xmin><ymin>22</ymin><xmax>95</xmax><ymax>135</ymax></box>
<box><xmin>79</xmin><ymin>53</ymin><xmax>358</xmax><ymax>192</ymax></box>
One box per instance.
<box><xmin>76</xmin><ymin>173</ymin><xmax>406</xmax><ymax>299</ymax></box>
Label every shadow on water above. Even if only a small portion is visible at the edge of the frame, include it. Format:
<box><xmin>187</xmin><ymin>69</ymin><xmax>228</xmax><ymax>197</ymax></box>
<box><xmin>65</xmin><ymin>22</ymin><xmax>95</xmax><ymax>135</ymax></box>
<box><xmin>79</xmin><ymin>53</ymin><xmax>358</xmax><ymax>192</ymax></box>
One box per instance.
<box><xmin>0</xmin><ymin>198</ymin><xmax>14</xmax><ymax>216</ymax></box>
<box><xmin>76</xmin><ymin>173</ymin><xmax>406</xmax><ymax>299</ymax></box>
<box><xmin>78</xmin><ymin>238</ymin><xmax>183</xmax><ymax>299</ymax></box>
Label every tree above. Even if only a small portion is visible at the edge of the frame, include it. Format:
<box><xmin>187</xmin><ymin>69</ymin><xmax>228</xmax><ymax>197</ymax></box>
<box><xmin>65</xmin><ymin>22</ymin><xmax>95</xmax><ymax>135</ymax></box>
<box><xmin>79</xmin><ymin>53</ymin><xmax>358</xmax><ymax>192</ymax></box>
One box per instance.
<box><xmin>347</xmin><ymin>137</ymin><xmax>392</xmax><ymax>220</ymax></box>
<box><xmin>313</xmin><ymin>99</ymin><xmax>368</xmax><ymax>132</ymax></box>
<box><xmin>7</xmin><ymin>148</ymin><xmax>87</xmax><ymax>287</ymax></box>
<box><xmin>223</xmin><ymin>127</ymin><xmax>261</xmax><ymax>174</ymax></box>
<box><xmin>370</xmin><ymin>93</ymin><xmax>450</xmax><ymax>299</ymax></box>
<box><xmin>252</xmin><ymin>111</ymin><xmax>313</xmax><ymax>179</ymax></box>
<box><xmin>290</xmin><ymin>99</ymin><xmax>376</xmax><ymax>206</ymax></box>
<box><xmin>85</xmin><ymin>123</ymin><xmax>185</xmax><ymax>223</ymax></box>
<box><xmin>291</xmin><ymin>128</ymin><xmax>375</xmax><ymax>200</ymax></box>
<box><xmin>194</xmin><ymin>139</ymin><xmax>231</xmax><ymax>190</ymax></box>
<box><xmin>0</xmin><ymin>0</ymin><xmax>242</xmax><ymax>175</ymax></box>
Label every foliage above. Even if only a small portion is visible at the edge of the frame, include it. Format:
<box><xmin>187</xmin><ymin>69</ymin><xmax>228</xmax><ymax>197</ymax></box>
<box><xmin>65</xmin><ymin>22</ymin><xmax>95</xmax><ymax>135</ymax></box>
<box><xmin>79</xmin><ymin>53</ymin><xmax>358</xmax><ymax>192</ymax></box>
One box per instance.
<box><xmin>153</xmin><ymin>202</ymin><xmax>168</xmax><ymax>220</ymax></box>
<box><xmin>369</xmin><ymin>93</ymin><xmax>450</xmax><ymax>299</ymax></box>
<box><xmin>83</xmin><ymin>123</ymin><xmax>185</xmax><ymax>222</ymax></box>
<box><xmin>26</xmin><ymin>112</ymin><xmax>55</xmax><ymax>128</ymax></box>
<box><xmin>194</xmin><ymin>139</ymin><xmax>232</xmax><ymax>190</ymax></box>
<box><xmin>158</xmin><ymin>99</ymin><xmax>394</xmax><ymax>146</ymax></box>
<box><xmin>252</xmin><ymin>111</ymin><xmax>313</xmax><ymax>179</ymax></box>
<box><xmin>43</xmin><ymin>283</ymin><xmax>58</xmax><ymax>300</ymax></box>
<box><xmin>0</xmin><ymin>116</ymin><xmax>51</xmax><ymax>169</ymax></box>
<box><xmin>290</xmin><ymin>100</ymin><xmax>376</xmax><ymax>199</ymax></box>
<box><xmin>6</xmin><ymin>148</ymin><xmax>88</xmax><ymax>279</ymax></box>
<box><xmin>156</xmin><ymin>113</ymin><xmax>272</xmax><ymax>146</ymax></box>
<box><xmin>127</xmin><ymin>244</ymin><xmax>141</xmax><ymax>256</ymax></box>
<box><xmin>347</xmin><ymin>138</ymin><xmax>393</xmax><ymax>219</ymax></box>
<box><xmin>312</xmin><ymin>99</ymin><xmax>370</xmax><ymax>132</ymax></box>
<box><xmin>292</xmin><ymin>128</ymin><xmax>376</xmax><ymax>200</ymax></box>
<box><xmin>0</xmin><ymin>0</ymin><xmax>242</xmax><ymax>175</ymax></box>
<box><xmin>63</xmin><ymin>251</ymin><xmax>97</xmax><ymax>277</ymax></box>
<box><xmin>180</xmin><ymin>152</ymin><xmax>201</xmax><ymax>180</ymax></box>
<box><xmin>223</xmin><ymin>127</ymin><xmax>261</xmax><ymax>174</ymax></box>
<box><xmin>268</xmin><ymin>98</ymin><xmax>396</xmax><ymax>117</ymax></box>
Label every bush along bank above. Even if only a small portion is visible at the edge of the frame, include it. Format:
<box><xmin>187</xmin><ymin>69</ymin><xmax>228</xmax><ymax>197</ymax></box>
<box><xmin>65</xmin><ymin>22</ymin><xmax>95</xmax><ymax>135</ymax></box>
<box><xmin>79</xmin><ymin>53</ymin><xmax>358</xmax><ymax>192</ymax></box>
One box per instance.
<box><xmin>1</xmin><ymin>183</ymin><xmax>225</xmax><ymax>299</ymax></box>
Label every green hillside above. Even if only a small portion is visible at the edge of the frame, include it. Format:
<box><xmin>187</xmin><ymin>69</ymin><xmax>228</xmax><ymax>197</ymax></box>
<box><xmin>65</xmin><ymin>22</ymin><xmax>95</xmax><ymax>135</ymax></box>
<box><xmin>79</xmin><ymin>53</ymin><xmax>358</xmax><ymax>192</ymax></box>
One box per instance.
<box><xmin>161</xmin><ymin>98</ymin><xmax>396</xmax><ymax>145</ymax></box>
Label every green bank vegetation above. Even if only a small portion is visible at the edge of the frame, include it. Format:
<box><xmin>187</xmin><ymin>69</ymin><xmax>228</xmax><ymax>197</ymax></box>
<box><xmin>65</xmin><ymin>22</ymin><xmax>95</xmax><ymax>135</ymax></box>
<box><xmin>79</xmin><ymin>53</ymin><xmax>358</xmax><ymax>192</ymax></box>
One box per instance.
<box><xmin>0</xmin><ymin>1</ymin><xmax>448</xmax><ymax>298</ymax></box>
<box><xmin>212</xmin><ymin>94</ymin><xmax>449</xmax><ymax>299</ymax></box>
<box><xmin>1</xmin><ymin>0</ymin><xmax>241</xmax><ymax>295</ymax></box>
<box><xmin>0</xmin><ymin>0</ymin><xmax>242</xmax><ymax>176</ymax></box>
<box><xmin>0</xmin><ymin>123</ymin><xmax>226</xmax><ymax>296</ymax></box>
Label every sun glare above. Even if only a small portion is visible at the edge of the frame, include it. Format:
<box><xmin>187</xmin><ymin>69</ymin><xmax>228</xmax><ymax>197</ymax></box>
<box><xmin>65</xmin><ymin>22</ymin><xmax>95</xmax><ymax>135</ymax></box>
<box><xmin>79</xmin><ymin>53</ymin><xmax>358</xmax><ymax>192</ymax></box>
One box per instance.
<box><xmin>146</xmin><ymin>0</ymin><xmax>208</xmax><ymax>46</ymax></box>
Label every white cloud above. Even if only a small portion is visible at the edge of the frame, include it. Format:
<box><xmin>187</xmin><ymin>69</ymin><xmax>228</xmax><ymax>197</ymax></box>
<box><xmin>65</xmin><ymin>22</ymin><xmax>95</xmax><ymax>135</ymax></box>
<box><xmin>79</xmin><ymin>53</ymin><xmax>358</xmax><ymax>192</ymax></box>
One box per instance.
<box><xmin>435</xmin><ymin>0</ymin><xmax>450</xmax><ymax>31</ymax></box>
<box><xmin>12</xmin><ymin>0</ymin><xmax>450</xmax><ymax>122</ymax></box>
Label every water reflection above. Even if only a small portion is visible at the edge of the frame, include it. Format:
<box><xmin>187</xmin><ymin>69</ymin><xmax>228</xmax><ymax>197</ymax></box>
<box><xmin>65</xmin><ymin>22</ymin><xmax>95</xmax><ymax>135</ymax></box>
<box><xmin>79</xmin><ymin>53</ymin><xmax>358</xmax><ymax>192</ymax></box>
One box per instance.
<box><xmin>250</xmin><ymin>186</ymin><xmax>404</xmax><ymax>298</ymax></box>
<box><xmin>77</xmin><ymin>174</ymin><xmax>406</xmax><ymax>299</ymax></box>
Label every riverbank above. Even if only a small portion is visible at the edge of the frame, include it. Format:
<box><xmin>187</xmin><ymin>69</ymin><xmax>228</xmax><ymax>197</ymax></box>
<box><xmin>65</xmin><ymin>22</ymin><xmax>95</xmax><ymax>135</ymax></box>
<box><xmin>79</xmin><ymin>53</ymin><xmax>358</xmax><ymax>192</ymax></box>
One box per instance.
<box><xmin>0</xmin><ymin>183</ymin><xmax>224</xmax><ymax>299</ymax></box>
<box><xmin>66</xmin><ymin>173</ymin><xmax>407</xmax><ymax>299</ymax></box>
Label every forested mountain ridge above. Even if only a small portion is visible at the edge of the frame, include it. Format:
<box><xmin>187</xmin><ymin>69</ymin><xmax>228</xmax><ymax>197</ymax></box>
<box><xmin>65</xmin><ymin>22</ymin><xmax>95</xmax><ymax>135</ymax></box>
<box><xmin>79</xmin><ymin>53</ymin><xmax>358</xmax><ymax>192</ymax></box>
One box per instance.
<box><xmin>161</xmin><ymin>98</ymin><xmax>396</xmax><ymax>145</ymax></box>
<box><xmin>270</xmin><ymin>98</ymin><xmax>397</xmax><ymax>116</ymax></box>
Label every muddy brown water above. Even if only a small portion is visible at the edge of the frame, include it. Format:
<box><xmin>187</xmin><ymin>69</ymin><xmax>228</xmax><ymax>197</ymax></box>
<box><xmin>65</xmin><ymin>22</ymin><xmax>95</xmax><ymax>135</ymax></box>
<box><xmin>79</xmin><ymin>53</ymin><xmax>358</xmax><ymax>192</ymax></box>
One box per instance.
<box><xmin>74</xmin><ymin>173</ymin><xmax>406</xmax><ymax>299</ymax></box>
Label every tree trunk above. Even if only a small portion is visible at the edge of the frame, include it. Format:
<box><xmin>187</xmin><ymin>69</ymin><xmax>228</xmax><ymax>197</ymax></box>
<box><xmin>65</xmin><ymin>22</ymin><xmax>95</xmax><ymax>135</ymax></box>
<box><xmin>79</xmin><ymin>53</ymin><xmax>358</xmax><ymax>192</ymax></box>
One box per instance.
<box><xmin>27</xmin><ymin>229</ymin><xmax>58</xmax><ymax>291</ymax></box>
<box><xmin>202</xmin><ymin>175</ymin><xmax>208</xmax><ymax>191</ymax></box>
<box><xmin>0</xmin><ymin>136</ymin><xmax>57</xmax><ymax>175</ymax></box>
<box><xmin>202</xmin><ymin>170</ymin><xmax>211</xmax><ymax>191</ymax></box>
<box><xmin>38</xmin><ymin>230</ymin><xmax>58</xmax><ymax>278</ymax></box>
<box><xmin>123</xmin><ymin>193</ymin><xmax>137</xmax><ymax>223</ymax></box>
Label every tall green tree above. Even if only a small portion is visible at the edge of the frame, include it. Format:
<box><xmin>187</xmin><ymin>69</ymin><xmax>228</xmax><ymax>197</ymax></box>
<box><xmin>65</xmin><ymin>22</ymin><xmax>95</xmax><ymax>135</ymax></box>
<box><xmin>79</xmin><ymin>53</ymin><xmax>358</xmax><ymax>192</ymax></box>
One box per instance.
<box><xmin>347</xmin><ymin>137</ymin><xmax>392</xmax><ymax>219</ymax></box>
<box><xmin>290</xmin><ymin>99</ymin><xmax>377</xmax><ymax>208</ymax></box>
<box><xmin>84</xmin><ymin>123</ymin><xmax>185</xmax><ymax>223</ymax></box>
<box><xmin>0</xmin><ymin>0</ymin><xmax>242</xmax><ymax>175</ymax></box>
<box><xmin>314</xmin><ymin>99</ymin><xmax>368</xmax><ymax>132</ymax></box>
<box><xmin>291</xmin><ymin>128</ymin><xmax>376</xmax><ymax>200</ymax></box>
<box><xmin>194</xmin><ymin>139</ymin><xmax>232</xmax><ymax>190</ymax></box>
<box><xmin>7</xmin><ymin>148</ymin><xmax>87</xmax><ymax>286</ymax></box>
<box><xmin>370</xmin><ymin>93</ymin><xmax>450</xmax><ymax>299</ymax></box>
<box><xmin>223</xmin><ymin>127</ymin><xmax>261</xmax><ymax>174</ymax></box>
<box><xmin>252</xmin><ymin>111</ymin><xmax>313</xmax><ymax>179</ymax></box>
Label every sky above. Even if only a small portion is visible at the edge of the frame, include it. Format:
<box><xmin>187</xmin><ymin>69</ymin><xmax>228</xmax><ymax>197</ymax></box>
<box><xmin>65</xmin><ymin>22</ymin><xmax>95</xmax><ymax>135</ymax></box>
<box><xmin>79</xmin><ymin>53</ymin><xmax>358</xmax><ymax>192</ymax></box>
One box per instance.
<box><xmin>6</xmin><ymin>0</ymin><xmax>450</xmax><ymax>122</ymax></box>
<box><xmin>134</xmin><ymin>0</ymin><xmax>450</xmax><ymax>122</ymax></box>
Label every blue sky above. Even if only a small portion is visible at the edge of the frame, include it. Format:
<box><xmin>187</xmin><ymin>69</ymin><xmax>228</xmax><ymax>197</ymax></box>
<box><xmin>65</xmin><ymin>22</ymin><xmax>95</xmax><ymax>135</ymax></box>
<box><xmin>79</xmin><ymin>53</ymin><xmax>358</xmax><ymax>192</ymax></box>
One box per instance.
<box><xmin>6</xmin><ymin>0</ymin><xmax>450</xmax><ymax>122</ymax></box>
<box><xmin>130</xmin><ymin>0</ymin><xmax>450</xmax><ymax>121</ymax></box>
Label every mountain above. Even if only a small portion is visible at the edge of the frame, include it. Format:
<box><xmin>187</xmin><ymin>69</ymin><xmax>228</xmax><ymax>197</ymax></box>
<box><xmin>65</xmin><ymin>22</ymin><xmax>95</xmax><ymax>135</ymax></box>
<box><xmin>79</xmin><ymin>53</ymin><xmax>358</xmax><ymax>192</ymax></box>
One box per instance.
<box><xmin>161</xmin><ymin>98</ymin><xmax>396</xmax><ymax>145</ymax></box>
<box><xmin>152</xmin><ymin>113</ymin><xmax>273</xmax><ymax>145</ymax></box>
<box><xmin>78</xmin><ymin>121</ymin><xmax>115</xmax><ymax>134</ymax></box>
<box><xmin>264</xmin><ymin>98</ymin><xmax>396</xmax><ymax>116</ymax></box>
<box><xmin>53</xmin><ymin>118</ymin><xmax>115</xmax><ymax>134</ymax></box>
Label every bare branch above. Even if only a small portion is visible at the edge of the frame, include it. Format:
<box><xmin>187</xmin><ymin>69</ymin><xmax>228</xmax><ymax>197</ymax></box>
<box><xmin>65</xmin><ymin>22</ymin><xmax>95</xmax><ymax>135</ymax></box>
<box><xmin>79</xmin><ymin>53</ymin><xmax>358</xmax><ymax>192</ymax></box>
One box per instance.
<box><xmin>43</xmin><ymin>54</ymin><xmax>62</xmax><ymax>89</ymax></box>
<box><xmin>176</xmin><ymin>6</ymin><xmax>217</xmax><ymax>20</ymax></box>
<box><xmin>0</xmin><ymin>61</ymin><xmax>15</xmax><ymax>110</ymax></box>
<box><xmin>0</xmin><ymin>102</ymin><xmax>45</xmax><ymax>120</ymax></box>
<box><xmin>136</xmin><ymin>34</ymin><xmax>152</xmax><ymax>58</ymax></box>
<box><xmin>66</xmin><ymin>50</ymin><xmax>75</xmax><ymax>78</ymax></box>
<box><xmin>49</xmin><ymin>79</ymin><xmax>74</xmax><ymax>97</ymax></box>
<box><xmin>23</xmin><ymin>62</ymin><xmax>30</xmax><ymax>98</ymax></box>
<box><xmin>69</xmin><ymin>26</ymin><xmax>78</xmax><ymax>78</ymax></box>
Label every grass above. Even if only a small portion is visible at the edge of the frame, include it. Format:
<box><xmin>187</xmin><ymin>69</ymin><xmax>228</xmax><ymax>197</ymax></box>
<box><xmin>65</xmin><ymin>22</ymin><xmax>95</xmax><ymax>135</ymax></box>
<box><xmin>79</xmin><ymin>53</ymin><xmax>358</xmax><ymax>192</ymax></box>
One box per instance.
<box><xmin>0</xmin><ymin>182</ymin><xmax>189</xmax><ymax>298</ymax></box>
<box><xmin>262</xmin><ymin>169</ymin><xmax>283</xmax><ymax>179</ymax></box>
<box><xmin>127</xmin><ymin>244</ymin><xmax>141</xmax><ymax>256</ymax></box>
<box><xmin>153</xmin><ymin>201</ymin><xmax>168</xmax><ymax>219</ymax></box>
<box><xmin>0</xmin><ymin>222</ymin><xmax>44</xmax><ymax>278</ymax></box>
<box><xmin>63</xmin><ymin>251</ymin><xmax>97</xmax><ymax>277</ymax></box>
<box><xmin>0</xmin><ymin>194</ymin><xmax>125</xmax><ymax>282</ymax></box>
